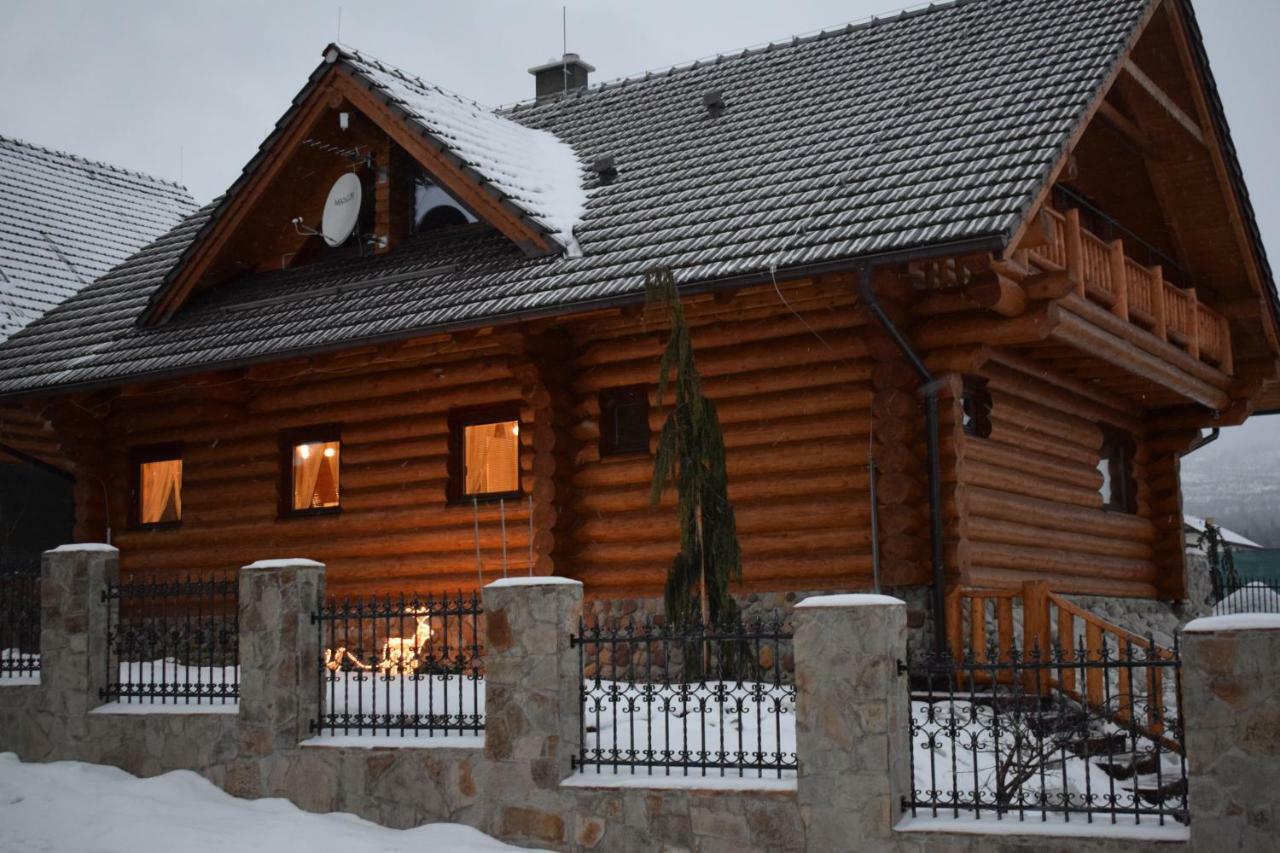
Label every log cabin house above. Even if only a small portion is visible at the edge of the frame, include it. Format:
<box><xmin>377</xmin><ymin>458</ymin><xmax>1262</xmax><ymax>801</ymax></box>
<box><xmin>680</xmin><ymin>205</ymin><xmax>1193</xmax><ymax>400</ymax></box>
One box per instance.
<box><xmin>0</xmin><ymin>0</ymin><xmax>1275</xmax><ymax>640</ymax></box>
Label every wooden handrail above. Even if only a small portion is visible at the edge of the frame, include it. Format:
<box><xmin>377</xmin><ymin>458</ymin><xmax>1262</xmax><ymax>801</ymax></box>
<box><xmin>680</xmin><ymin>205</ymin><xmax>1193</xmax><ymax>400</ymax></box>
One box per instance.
<box><xmin>947</xmin><ymin>583</ymin><xmax>1179</xmax><ymax>746</ymax></box>
<box><xmin>1027</xmin><ymin>205</ymin><xmax>1232</xmax><ymax>373</ymax></box>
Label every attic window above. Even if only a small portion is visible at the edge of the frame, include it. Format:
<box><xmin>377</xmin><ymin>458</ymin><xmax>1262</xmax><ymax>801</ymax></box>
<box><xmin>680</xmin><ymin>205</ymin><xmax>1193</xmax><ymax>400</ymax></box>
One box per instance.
<box><xmin>414</xmin><ymin>174</ymin><xmax>477</xmax><ymax>233</ymax></box>
<box><xmin>134</xmin><ymin>446</ymin><xmax>182</xmax><ymax>528</ymax></box>
<box><xmin>449</xmin><ymin>406</ymin><xmax>522</xmax><ymax>502</ymax></box>
<box><xmin>599</xmin><ymin>387</ymin><xmax>650</xmax><ymax>457</ymax></box>
<box><xmin>1097</xmin><ymin>424</ymin><xmax>1136</xmax><ymax>514</ymax></box>
<box><xmin>961</xmin><ymin>376</ymin><xmax>992</xmax><ymax>439</ymax></box>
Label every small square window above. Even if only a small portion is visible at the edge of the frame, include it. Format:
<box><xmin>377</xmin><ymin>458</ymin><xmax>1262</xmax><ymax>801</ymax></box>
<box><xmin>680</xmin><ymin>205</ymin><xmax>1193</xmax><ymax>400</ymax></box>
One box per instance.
<box><xmin>1098</xmin><ymin>424</ymin><xmax>1136</xmax><ymax>514</ymax></box>
<box><xmin>449</xmin><ymin>407</ymin><xmax>521</xmax><ymax>501</ymax></box>
<box><xmin>135</xmin><ymin>448</ymin><xmax>182</xmax><ymax>527</ymax></box>
<box><xmin>599</xmin><ymin>387</ymin><xmax>650</xmax><ymax>457</ymax></box>
<box><xmin>281</xmin><ymin>428</ymin><xmax>341</xmax><ymax>515</ymax></box>
<box><xmin>961</xmin><ymin>376</ymin><xmax>993</xmax><ymax>439</ymax></box>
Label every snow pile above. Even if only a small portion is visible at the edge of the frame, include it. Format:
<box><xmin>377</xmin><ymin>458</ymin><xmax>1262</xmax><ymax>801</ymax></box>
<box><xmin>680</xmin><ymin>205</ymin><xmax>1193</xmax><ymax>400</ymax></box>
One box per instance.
<box><xmin>0</xmin><ymin>649</ymin><xmax>39</xmax><ymax>685</ymax></box>
<box><xmin>580</xmin><ymin>680</ymin><xmax>797</xmax><ymax>779</ymax></box>
<box><xmin>109</xmin><ymin>659</ymin><xmax>238</xmax><ymax>706</ymax></box>
<box><xmin>335</xmin><ymin>46</ymin><xmax>588</xmax><ymax>258</ymax></box>
<box><xmin>1185</xmin><ymin>611</ymin><xmax>1280</xmax><ymax>632</ymax></box>
<box><xmin>1209</xmin><ymin>584</ymin><xmax>1280</xmax><ymax>617</ymax></box>
<box><xmin>317</xmin><ymin>671</ymin><xmax>484</xmax><ymax>737</ymax></box>
<box><xmin>0</xmin><ymin>753</ymin><xmax>537</xmax><ymax>853</ymax></box>
<box><xmin>909</xmin><ymin>698</ymin><xmax>1184</xmax><ymax>822</ymax></box>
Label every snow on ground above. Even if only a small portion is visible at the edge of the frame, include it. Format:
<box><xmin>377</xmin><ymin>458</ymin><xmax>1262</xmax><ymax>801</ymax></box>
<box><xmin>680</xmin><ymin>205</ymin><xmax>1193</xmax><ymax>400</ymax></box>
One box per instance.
<box><xmin>0</xmin><ymin>649</ymin><xmax>39</xmax><ymax>685</ymax></box>
<box><xmin>318</xmin><ymin>672</ymin><xmax>484</xmax><ymax>735</ymax></box>
<box><xmin>0</xmin><ymin>753</ymin><xmax>538</xmax><ymax>853</ymax></box>
<box><xmin>110</xmin><ymin>660</ymin><xmax>238</xmax><ymax>706</ymax></box>
<box><xmin>580</xmin><ymin>680</ymin><xmax>797</xmax><ymax>779</ymax></box>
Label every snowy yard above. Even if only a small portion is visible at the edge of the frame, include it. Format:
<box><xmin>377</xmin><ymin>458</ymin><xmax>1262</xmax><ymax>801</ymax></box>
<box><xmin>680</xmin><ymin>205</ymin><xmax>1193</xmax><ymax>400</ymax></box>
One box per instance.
<box><xmin>0</xmin><ymin>753</ymin><xmax>538</xmax><ymax>853</ymax></box>
<box><xmin>109</xmin><ymin>659</ymin><xmax>238</xmax><ymax>705</ymax></box>
<box><xmin>580</xmin><ymin>679</ymin><xmax>797</xmax><ymax>777</ymax></box>
<box><xmin>317</xmin><ymin>671</ymin><xmax>485</xmax><ymax>735</ymax></box>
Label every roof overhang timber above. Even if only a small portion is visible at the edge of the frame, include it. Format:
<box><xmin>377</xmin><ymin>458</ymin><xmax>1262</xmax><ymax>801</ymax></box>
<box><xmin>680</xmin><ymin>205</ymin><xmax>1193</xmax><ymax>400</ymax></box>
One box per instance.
<box><xmin>1001</xmin><ymin>0</ymin><xmax>1280</xmax><ymax>381</ymax></box>
<box><xmin>142</xmin><ymin>50</ymin><xmax>558</xmax><ymax>326</ymax></box>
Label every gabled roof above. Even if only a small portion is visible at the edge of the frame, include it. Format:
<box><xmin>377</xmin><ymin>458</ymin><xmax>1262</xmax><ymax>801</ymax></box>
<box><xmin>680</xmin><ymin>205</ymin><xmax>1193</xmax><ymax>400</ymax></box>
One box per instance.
<box><xmin>335</xmin><ymin>45</ymin><xmax>587</xmax><ymax>256</ymax></box>
<box><xmin>0</xmin><ymin>135</ymin><xmax>195</xmax><ymax>341</ymax></box>
<box><xmin>0</xmin><ymin>0</ymin><xmax>1268</xmax><ymax>398</ymax></box>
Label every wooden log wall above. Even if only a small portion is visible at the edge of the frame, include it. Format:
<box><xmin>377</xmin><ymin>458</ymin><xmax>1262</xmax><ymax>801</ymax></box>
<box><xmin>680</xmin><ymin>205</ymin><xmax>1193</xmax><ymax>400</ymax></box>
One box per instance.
<box><xmin>562</xmin><ymin>276</ymin><xmax>878</xmax><ymax>598</ymax></box>
<box><xmin>946</xmin><ymin>355</ymin><xmax>1166</xmax><ymax>598</ymax></box>
<box><xmin>78</xmin><ymin>338</ymin><xmax>540</xmax><ymax>599</ymax></box>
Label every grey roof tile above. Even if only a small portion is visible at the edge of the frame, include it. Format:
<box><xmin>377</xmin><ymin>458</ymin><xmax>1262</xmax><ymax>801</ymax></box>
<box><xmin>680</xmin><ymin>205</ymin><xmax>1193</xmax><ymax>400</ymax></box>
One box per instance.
<box><xmin>0</xmin><ymin>0</ymin><xmax>1163</xmax><ymax>397</ymax></box>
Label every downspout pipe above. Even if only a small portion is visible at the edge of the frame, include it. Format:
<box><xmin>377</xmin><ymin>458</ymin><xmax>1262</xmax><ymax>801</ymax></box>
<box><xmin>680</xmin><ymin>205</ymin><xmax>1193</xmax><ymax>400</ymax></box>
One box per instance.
<box><xmin>858</xmin><ymin>266</ymin><xmax>948</xmax><ymax>654</ymax></box>
<box><xmin>1183</xmin><ymin>427</ymin><xmax>1219</xmax><ymax>456</ymax></box>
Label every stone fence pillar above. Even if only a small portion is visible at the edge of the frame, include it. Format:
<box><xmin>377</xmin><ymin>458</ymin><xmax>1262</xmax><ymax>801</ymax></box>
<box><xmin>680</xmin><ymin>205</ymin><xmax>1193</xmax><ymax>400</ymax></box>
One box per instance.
<box><xmin>237</xmin><ymin>559</ymin><xmax>325</xmax><ymax>757</ymax></box>
<box><xmin>1182</xmin><ymin>614</ymin><xmax>1280</xmax><ymax>852</ymax></box>
<box><xmin>482</xmin><ymin>577</ymin><xmax>582</xmax><ymax>848</ymax></box>
<box><xmin>793</xmin><ymin>594</ymin><xmax>910</xmax><ymax>853</ymax></box>
<box><xmin>39</xmin><ymin>544</ymin><xmax>118</xmax><ymax>734</ymax></box>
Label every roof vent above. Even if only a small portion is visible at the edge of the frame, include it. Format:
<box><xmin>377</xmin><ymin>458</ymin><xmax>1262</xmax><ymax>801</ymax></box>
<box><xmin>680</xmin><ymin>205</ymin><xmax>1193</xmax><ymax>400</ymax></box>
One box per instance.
<box><xmin>703</xmin><ymin>89</ymin><xmax>726</xmax><ymax>117</ymax></box>
<box><xmin>592</xmin><ymin>155</ymin><xmax>617</xmax><ymax>184</ymax></box>
<box><xmin>528</xmin><ymin>53</ymin><xmax>595</xmax><ymax>103</ymax></box>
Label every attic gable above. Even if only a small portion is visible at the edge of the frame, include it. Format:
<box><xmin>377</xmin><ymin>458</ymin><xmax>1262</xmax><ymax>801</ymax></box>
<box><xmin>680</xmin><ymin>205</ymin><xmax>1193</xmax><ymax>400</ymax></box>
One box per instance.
<box><xmin>143</xmin><ymin>44</ymin><xmax>586</xmax><ymax>325</ymax></box>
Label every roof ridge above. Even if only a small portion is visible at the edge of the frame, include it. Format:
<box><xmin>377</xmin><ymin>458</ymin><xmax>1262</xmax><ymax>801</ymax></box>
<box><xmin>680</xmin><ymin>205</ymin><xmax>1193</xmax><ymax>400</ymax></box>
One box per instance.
<box><xmin>0</xmin><ymin>133</ymin><xmax>192</xmax><ymax>194</ymax></box>
<box><xmin>501</xmin><ymin>0</ymin><xmax>973</xmax><ymax>112</ymax></box>
<box><xmin>328</xmin><ymin>43</ymin><xmax>502</xmax><ymax>115</ymax></box>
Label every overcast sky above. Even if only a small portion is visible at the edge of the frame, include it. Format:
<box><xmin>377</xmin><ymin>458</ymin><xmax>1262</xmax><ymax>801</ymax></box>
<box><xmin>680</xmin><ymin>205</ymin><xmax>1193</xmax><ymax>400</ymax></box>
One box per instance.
<box><xmin>1</xmin><ymin>0</ymin><xmax>1277</xmax><ymax>453</ymax></box>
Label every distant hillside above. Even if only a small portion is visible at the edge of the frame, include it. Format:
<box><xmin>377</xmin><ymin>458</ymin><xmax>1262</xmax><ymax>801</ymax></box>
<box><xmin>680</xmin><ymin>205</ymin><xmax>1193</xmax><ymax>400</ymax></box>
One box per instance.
<box><xmin>1180</xmin><ymin>416</ymin><xmax>1280</xmax><ymax>548</ymax></box>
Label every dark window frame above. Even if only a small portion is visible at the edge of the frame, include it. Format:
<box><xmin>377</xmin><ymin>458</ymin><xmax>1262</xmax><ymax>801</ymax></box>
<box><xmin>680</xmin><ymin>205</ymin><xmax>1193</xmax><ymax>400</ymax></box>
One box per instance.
<box><xmin>1098</xmin><ymin>424</ymin><xmax>1137</xmax><ymax>514</ymax></box>
<box><xmin>447</xmin><ymin>403</ymin><xmax>524</xmax><ymax>505</ymax></box>
<box><xmin>129</xmin><ymin>443</ymin><xmax>184</xmax><ymax>531</ymax></box>
<box><xmin>278</xmin><ymin>424</ymin><xmax>343</xmax><ymax>519</ymax></box>
<box><xmin>599</xmin><ymin>386</ymin><xmax>651</xmax><ymax>457</ymax></box>
<box><xmin>961</xmin><ymin>375</ymin><xmax>993</xmax><ymax>439</ymax></box>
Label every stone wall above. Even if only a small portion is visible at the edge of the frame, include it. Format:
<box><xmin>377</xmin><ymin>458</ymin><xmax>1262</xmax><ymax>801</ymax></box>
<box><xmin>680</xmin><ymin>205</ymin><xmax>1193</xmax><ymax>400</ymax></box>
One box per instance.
<box><xmin>2</xmin><ymin>545</ymin><xmax>1277</xmax><ymax>852</ymax></box>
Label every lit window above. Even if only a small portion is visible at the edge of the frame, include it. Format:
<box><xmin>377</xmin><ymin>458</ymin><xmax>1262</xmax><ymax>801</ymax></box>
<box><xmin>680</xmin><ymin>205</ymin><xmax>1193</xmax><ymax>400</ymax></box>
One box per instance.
<box><xmin>137</xmin><ymin>451</ymin><xmax>182</xmax><ymax>526</ymax></box>
<box><xmin>450</xmin><ymin>408</ymin><xmax>521</xmax><ymax>500</ymax></box>
<box><xmin>283</xmin><ymin>430</ymin><xmax>341</xmax><ymax>514</ymax></box>
<box><xmin>599</xmin><ymin>387</ymin><xmax>650</xmax><ymax>456</ymax></box>
<box><xmin>1098</xmin><ymin>425</ymin><xmax>1136</xmax><ymax>514</ymax></box>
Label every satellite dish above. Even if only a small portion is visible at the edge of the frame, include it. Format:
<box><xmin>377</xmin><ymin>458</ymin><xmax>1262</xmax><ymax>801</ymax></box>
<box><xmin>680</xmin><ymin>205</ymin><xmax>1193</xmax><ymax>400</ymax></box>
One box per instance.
<box><xmin>321</xmin><ymin>172</ymin><xmax>362</xmax><ymax>247</ymax></box>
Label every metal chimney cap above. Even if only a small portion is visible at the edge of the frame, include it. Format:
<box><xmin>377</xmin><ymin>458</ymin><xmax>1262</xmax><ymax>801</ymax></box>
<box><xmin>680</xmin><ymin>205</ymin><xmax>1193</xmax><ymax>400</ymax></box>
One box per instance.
<box><xmin>528</xmin><ymin>53</ymin><xmax>597</xmax><ymax>75</ymax></box>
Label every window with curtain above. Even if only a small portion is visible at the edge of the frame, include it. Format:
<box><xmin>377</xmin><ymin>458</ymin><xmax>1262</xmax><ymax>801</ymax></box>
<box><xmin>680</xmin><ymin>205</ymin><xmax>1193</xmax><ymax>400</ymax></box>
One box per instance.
<box><xmin>448</xmin><ymin>408</ymin><xmax>521</xmax><ymax>501</ymax></box>
<box><xmin>138</xmin><ymin>455</ymin><xmax>182</xmax><ymax>526</ymax></box>
<box><xmin>282</xmin><ymin>429</ymin><xmax>341</xmax><ymax>515</ymax></box>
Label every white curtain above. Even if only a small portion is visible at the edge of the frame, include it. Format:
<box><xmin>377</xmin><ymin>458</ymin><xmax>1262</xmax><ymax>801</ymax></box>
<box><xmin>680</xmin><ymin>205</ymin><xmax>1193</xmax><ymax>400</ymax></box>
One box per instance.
<box><xmin>293</xmin><ymin>445</ymin><xmax>325</xmax><ymax>510</ymax></box>
<box><xmin>140</xmin><ymin>460</ymin><xmax>181</xmax><ymax>523</ymax></box>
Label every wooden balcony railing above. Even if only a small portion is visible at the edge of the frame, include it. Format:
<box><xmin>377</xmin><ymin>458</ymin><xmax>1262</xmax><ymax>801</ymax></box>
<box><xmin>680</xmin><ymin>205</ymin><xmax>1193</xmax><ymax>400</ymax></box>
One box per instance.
<box><xmin>1030</xmin><ymin>207</ymin><xmax>1233</xmax><ymax>373</ymax></box>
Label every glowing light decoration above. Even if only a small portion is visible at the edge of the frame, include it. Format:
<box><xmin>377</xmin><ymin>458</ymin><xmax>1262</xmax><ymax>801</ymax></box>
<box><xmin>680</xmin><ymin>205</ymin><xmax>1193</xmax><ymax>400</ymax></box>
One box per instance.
<box><xmin>323</xmin><ymin>607</ymin><xmax>435</xmax><ymax>675</ymax></box>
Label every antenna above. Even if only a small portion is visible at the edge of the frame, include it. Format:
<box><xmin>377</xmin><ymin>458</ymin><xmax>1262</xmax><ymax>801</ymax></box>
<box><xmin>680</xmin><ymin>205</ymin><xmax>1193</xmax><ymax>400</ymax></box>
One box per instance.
<box><xmin>562</xmin><ymin>6</ymin><xmax>569</xmax><ymax>95</ymax></box>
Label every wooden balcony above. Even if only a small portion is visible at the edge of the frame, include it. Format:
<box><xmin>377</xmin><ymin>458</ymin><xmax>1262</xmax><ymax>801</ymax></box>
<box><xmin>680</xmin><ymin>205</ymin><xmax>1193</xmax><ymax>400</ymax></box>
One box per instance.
<box><xmin>1029</xmin><ymin>207</ymin><xmax>1233</xmax><ymax>374</ymax></box>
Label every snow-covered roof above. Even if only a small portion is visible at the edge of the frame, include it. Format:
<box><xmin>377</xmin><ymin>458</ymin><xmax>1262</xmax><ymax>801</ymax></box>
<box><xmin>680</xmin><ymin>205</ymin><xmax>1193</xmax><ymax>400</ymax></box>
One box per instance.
<box><xmin>0</xmin><ymin>135</ymin><xmax>195</xmax><ymax>342</ymax></box>
<box><xmin>1183</xmin><ymin>514</ymin><xmax>1263</xmax><ymax>550</ymax></box>
<box><xmin>333</xmin><ymin>45</ymin><xmax>586</xmax><ymax>257</ymax></box>
<box><xmin>0</xmin><ymin>0</ymin><xmax>1242</xmax><ymax>397</ymax></box>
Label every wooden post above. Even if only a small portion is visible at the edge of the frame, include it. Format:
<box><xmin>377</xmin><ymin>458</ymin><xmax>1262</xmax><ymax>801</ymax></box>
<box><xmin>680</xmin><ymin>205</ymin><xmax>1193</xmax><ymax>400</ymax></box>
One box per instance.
<box><xmin>1151</xmin><ymin>265</ymin><xmax>1168</xmax><ymax>341</ymax></box>
<box><xmin>945</xmin><ymin>587</ymin><xmax>963</xmax><ymax>662</ymax></box>
<box><xmin>1219</xmin><ymin>314</ymin><xmax>1234</xmax><ymax>375</ymax></box>
<box><xmin>1065</xmin><ymin>209</ymin><xmax>1085</xmax><ymax>298</ymax></box>
<box><xmin>1187</xmin><ymin>288</ymin><xmax>1201</xmax><ymax>360</ymax></box>
<box><xmin>1108</xmin><ymin>239</ymin><xmax>1129</xmax><ymax>321</ymax></box>
<box><xmin>1020</xmin><ymin>580</ymin><xmax>1052</xmax><ymax>695</ymax></box>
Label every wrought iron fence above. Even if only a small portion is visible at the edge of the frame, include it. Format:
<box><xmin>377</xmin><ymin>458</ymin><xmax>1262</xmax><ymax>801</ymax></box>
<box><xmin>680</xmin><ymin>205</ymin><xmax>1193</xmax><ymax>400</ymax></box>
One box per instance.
<box><xmin>572</xmin><ymin>615</ymin><xmax>797</xmax><ymax>778</ymax></box>
<box><xmin>1210</xmin><ymin>573</ymin><xmax>1280</xmax><ymax>615</ymax></box>
<box><xmin>905</xmin><ymin>639</ymin><xmax>1187</xmax><ymax>826</ymax></box>
<box><xmin>102</xmin><ymin>573</ymin><xmax>239</xmax><ymax>705</ymax></box>
<box><xmin>312</xmin><ymin>591</ymin><xmax>484</xmax><ymax>738</ymax></box>
<box><xmin>1</xmin><ymin>570</ymin><xmax>41</xmax><ymax>679</ymax></box>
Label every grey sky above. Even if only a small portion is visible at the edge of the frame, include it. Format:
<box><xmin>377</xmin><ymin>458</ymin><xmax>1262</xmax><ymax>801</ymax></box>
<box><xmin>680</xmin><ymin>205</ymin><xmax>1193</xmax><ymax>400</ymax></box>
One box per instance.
<box><xmin>1</xmin><ymin>1</ymin><xmax>1277</xmax><ymax>446</ymax></box>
